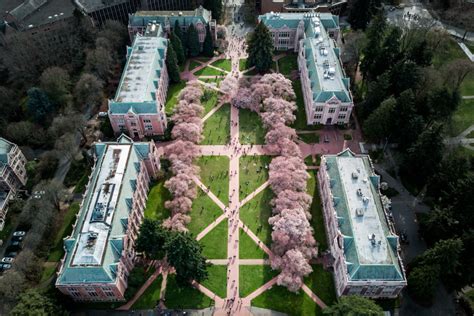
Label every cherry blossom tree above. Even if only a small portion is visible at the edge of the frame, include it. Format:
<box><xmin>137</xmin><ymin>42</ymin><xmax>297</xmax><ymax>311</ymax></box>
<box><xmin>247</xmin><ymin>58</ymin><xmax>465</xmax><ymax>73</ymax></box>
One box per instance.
<box><xmin>163</xmin><ymin>213</ymin><xmax>191</xmax><ymax>232</ymax></box>
<box><xmin>272</xmin><ymin>249</ymin><xmax>314</xmax><ymax>292</ymax></box>
<box><xmin>178</xmin><ymin>81</ymin><xmax>203</xmax><ymax>103</ymax></box>
<box><xmin>231</xmin><ymin>87</ymin><xmax>259</xmax><ymax>112</ymax></box>
<box><xmin>171</xmin><ymin>122</ymin><xmax>203</xmax><ymax>144</ymax></box>
<box><xmin>259</xmin><ymin>73</ymin><xmax>295</xmax><ymax>101</ymax></box>
<box><xmin>268</xmin><ymin>157</ymin><xmax>308</xmax><ymax>193</ymax></box>
<box><xmin>220</xmin><ymin>75</ymin><xmax>238</xmax><ymax>97</ymax></box>
<box><xmin>271</xmin><ymin>190</ymin><xmax>312</xmax><ymax>216</ymax></box>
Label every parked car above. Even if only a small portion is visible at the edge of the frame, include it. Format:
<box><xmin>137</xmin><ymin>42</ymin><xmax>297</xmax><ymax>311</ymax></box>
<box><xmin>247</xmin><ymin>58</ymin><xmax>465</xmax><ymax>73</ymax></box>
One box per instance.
<box><xmin>324</xmin><ymin>135</ymin><xmax>330</xmax><ymax>143</ymax></box>
<box><xmin>5</xmin><ymin>252</ymin><xmax>17</xmax><ymax>258</ymax></box>
<box><xmin>12</xmin><ymin>231</ymin><xmax>26</xmax><ymax>237</ymax></box>
<box><xmin>11</xmin><ymin>236</ymin><xmax>23</xmax><ymax>242</ymax></box>
<box><xmin>98</xmin><ymin>112</ymin><xmax>108</xmax><ymax>118</ymax></box>
<box><xmin>9</xmin><ymin>240</ymin><xmax>22</xmax><ymax>251</ymax></box>
<box><xmin>1</xmin><ymin>257</ymin><xmax>13</xmax><ymax>263</ymax></box>
<box><xmin>0</xmin><ymin>263</ymin><xmax>12</xmax><ymax>271</ymax></box>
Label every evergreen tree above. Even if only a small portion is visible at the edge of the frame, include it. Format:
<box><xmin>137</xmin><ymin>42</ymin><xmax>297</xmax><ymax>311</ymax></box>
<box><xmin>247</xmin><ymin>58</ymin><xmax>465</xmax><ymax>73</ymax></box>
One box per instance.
<box><xmin>135</xmin><ymin>218</ymin><xmax>168</xmax><ymax>260</ymax></box>
<box><xmin>27</xmin><ymin>87</ymin><xmax>53</xmax><ymax>125</ymax></box>
<box><xmin>186</xmin><ymin>24</ymin><xmax>201</xmax><ymax>57</ymax></box>
<box><xmin>347</xmin><ymin>0</ymin><xmax>381</xmax><ymax>30</ymax></box>
<box><xmin>419</xmin><ymin>238</ymin><xmax>463</xmax><ymax>276</ymax></box>
<box><xmin>170</xmin><ymin>31</ymin><xmax>186</xmax><ymax>65</ymax></box>
<box><xmin>323</xmin><ymin>295</ymin><xmax>383</xmax><ymax>316</ymax></box>
<box><xmin>401</xmin><ymin>123</ymin><xmax>444</xmax><ymax>186</ymax></box>
<box><xmin>363</xmin><ymin>97</ymin><xmax>396</xmax><ymax>143</ymax></box>
<box><xmin>165</xmin><ymin>232</ymin><xmax>209</xmax><ymax>285</ymax></box>
<box><xmin>407</xmin><ymin>264</ymin><xmax>440</xmax><ymax>303</ymax></box>
<box><xmin>166</xmin><ymin>45</ymin><xmax>181</xmax><ymax>84</ymax></box>
<box><xmin>204</xmin><ymin>0</ymin><xmax>222</xmax><ymax>22</ymax></box>
<box><xmin>202</xmin><ymin>24</ymin><xmax>214</xmax><ymax>57</ymax></box>
<box><xmin>360</xmin><ymin>12</ymin><xmax>387</xmax><ymax>80</ymax></box>
<box><xmin>247</xmin><ymin>22</ymin><xmax>274</xmax><ymax>74</ymax></box>
<box><xmin>174</xmin><ymin>20</ymin><xmax>185</xmax><ymax>48</ymax></box>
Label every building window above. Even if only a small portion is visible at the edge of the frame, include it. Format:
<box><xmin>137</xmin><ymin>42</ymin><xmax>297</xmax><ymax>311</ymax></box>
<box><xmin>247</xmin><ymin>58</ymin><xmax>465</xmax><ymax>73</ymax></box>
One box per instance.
<box><xmin>328</xmin><ymin>108</ymin><xmax>335</xmax><ymax>113</ymax></box>
<box><xmin>118</xmin><ymin>124</ymin><xmax>126</xmax><ymax>131</ymax></box>
<box><xmin>315</xmin><ymin>106</ymin><xmax>323</xmax><ymax>112</ymax></box>
<box><xmin>143</xmin><ymin>119</ymin><xmax>151</xmax><ymax>123</ymax></box>
<box><xmin>86</xmin><ymin>288</ymin><xmax>98</xmax><ymax>297</ymax></box>
<box><xmin>314</xmin><ymin>114</ymin><xmax>322</xmax><ymax>120</ymax></box>
<box><xmin>68</xmin><ymin>288</ymin><xmax>81</xmax><ymax>297</ymax></box>
<box><xmin>117</xmin><ymin>118</ymin><xmax>125</xmax><ymax>124</ymax></box>
<box><xmin>145</xmin><ymin>124</ymin><xmax>153</xmax><ymax>131</ymax></box>
<box><xmin>103</xmin><ymin>287</ymin><xmax>115</xmax><ymax>297</ymax></box>
<box><xmin>280</xmin><ymin>31</ymin><xmax>290</xmax><ymax>38</ymax></box>
<box><xmin>340</xmin><ymin>106</ymin><xmax>348</xmax><ymax>112</ymax></box>
<box><xmin>337</xmin><ymin>121</ymin><xmax>345</xmax><ymax>125</ymax></box>
<box><xmin>338</xmin><ymin>114</ymin><xmax>345</xmax><ymax>120</ymax></box>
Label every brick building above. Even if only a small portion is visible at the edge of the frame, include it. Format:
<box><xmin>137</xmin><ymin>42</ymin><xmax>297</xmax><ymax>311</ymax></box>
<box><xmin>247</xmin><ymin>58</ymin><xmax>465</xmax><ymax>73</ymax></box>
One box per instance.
<box><xmin>56</xmin><ymin>135</ymin><xmax>160</xmax><ymax>301</ymax></box>
<box><xmin>318</xmin><ymin>149</ymin><xmax>407</xmax><ymax>298</ymax></box>
<box><xmin>260</xmin><ymin>12</ymin><xmax>353</xmax><ymax>125</ymax></box>
<box><xmin>0</xmin><ymin>138</ymin><xmax>27</xmax><ymax>232</ymax></box>
<box><xmin>108</xmin><ymin>22</ymin><xmax>169</xmax><ymax>139</ymax></box>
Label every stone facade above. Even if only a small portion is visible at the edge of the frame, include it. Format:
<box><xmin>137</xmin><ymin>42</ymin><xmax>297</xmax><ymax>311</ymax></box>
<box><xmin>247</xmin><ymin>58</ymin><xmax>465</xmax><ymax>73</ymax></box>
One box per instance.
<box><xmin>128</xmin><ymin>6</ymin><xmax>216</xmax><ymax>45</ymax></box>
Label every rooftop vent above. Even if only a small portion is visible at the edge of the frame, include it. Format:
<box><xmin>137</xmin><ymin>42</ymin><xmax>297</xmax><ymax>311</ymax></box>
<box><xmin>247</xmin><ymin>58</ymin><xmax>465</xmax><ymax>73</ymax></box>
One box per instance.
<box><xmin>352</xmin><ymin>172</ymin><xmax>359</xmax><ymax>180</ymax></box>
<box><xmin>355</xmin><ymin>208</ymin><xmax>364</xmax><ymax>217</ymax></box>
<box><xmin>178</xmin><ymin>11</ymin><xmax>183</xmax><ymax>16</ymax></box>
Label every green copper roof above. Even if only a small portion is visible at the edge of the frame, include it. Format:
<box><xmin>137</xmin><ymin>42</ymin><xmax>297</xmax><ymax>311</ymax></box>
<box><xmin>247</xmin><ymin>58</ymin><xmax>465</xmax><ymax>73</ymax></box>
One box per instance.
<box><xmin>129</xmin><ymin>6</ymin><xmax>212</xmax><ymax>27</ymax></box>
<box><xmin>323</xmin><ymin>150</ymin><xmax>405</xmax><ymax>282</ymax></box>
<box><xmin>259</xmin><ymin>12</ymin><xmax>352</xmax><ymax>104</ymax></box>
<box><xmin>56</xmin><ymin>138</ymin><xmax>150</xmax><ymax>285</ymax></box>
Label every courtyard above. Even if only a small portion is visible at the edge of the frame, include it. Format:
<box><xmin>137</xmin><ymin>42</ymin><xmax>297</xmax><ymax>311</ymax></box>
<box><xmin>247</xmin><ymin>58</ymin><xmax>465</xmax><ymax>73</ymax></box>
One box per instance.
<box><xmin>113</xmin><ymin>30</ymin><xmax>350</xmax><ymax>316</ymax></box>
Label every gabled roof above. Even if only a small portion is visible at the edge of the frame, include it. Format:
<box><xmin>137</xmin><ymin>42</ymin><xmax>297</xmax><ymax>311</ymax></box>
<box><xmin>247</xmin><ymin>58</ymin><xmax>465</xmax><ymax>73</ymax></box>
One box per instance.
<box><xmin>259</xmin><ymin>12</ymin><xmax>352</xmax><ymax>104</ymax></box>
<box><xmin>129</xmin><ymin>6</ymin><xmax>212</xmax><ymax>28</ymax></box>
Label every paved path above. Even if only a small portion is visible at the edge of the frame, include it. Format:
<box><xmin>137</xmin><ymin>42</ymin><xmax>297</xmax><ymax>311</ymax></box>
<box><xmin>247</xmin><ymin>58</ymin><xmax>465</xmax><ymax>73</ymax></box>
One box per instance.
<box><xmin>129</xmin><ymin>31</ymin><xmax>349</xmax><ymax>316</ymax></box>
<box><xmin>118</xmin><ymin>264</ymin><xmax>162</xmax><ymax>310</ymax></box>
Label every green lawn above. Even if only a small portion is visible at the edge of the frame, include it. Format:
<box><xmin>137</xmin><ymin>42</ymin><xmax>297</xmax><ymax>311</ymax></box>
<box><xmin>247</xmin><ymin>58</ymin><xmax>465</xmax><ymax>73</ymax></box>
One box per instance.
<box><xmin>165</xmin><ymin>81</ymin><xmax>186</xmax><ymax>114</ymax></box>
<box><xmin>125</xmin><ymin>266</ymin><xmax>156</xmax><ymax>301</ymax></box>
<box><xmin>195</xmin><ymin>66</ymin><xmax>226</xmax><ymax>76</ymax></box>
<box><xmin>251</xmin><ymin>284</ymin><xmax>323</xmax><ymax>316</ymax></box>
<box><xmin>298</xmin><ymin>132</ymin><xmax>320</xmax><ymax>144</ymax></box>
<box><xmin>291</xmin><ymin>80</ymin><xmax>321</xmax><ymax>131</ymax></box>
<box><xmin>432</xmin><ymin>38</ymin><xmax>466</xmax><ymax>69</ymax></box>
<box><xmin>304</xmin><ymin>265</ymin><xmax>337</xmax><ymax>306</ymax></box>
<box><xmin>196</xmin><ymin>156</ymin><xmax>229</xmax><ymax>204</ymax></box>
<box><xmin>40</xmin><ymin>265</ymin><xmax>57</xmax><ymax>283</ymax></box>
<box><xmin>201</xmin><ymin>89</ymin><xmax>220</xmax><ymax>116</ymax></box>
<box><xmin>239</xmin><ymin>265</ymin><xmax>279</xmax><ymax>297</ymax></box>
<box><xmin>211</xmin><ymin>59</ymin><xmax>232</xmax><ymax>72</ymax></box>
<box><xmin>164</xmin><ymin>275</ymin><xmax>214</xmax><ymax>309</ymax></box>
<box><xmin>131</xmin><ymin>275</ymin><xmax>163</xmax><ymax>309</ymax></box>
<box><xmin>189</xmin><ymin>60</ymin><xmax>203</xmax><ymax>71</ymax></box>
<box><xmin>239</xmin><ymin>109</ymin><xmax>266</xmax><ymax>145</ymax></box>
<box><xmin>239</xmin><ymin>59</ymin><xmax>248</xmax><ymax>71</ymax></box>
<box><xmin>201</xmin><ymin>103</ymin><xmax>231</xmax><ymax>145</ymax></box>
<box><xmin>188</xmin><ymin>189</ymin><xmax>223</xmax><ymax>237</ymax></box>
<box><xmin>47</xmin><ymin>202</ymin><xmax>81</xmax><ymax>262</ymax></box>
<box><xmin>240</xmin><ymin>155</ymin><xmax>271</xmax><ymax>199</ymax></box>
<box><xmin>307</xmin><ymin>170</ymin><xmax>328</xmax><ymax>251</ymax></box>
<box><xmin>460</xmin><ymin>72</ymin><xmax>474</xmax><ymax>96</ymax></box>
<box><xmin>239</xmin><ymin>188</ymin><xmax>273</xmax><ymax>248</ymax></box>
<box><xmin>200</xmin><ymin>219</ymin><xmax>228</xmax><ymax>259</ymax></box>
<box><xmin>144</xmin><ymin>180</ymin><xmax>172</xmax><ymax>220</ymax></box>
<box><xmin>239</xmin><ymin>228</ymin><xmax>268</xmax><ymax>259</ymax></box>
<box><xmin>466</xmin><ymin>130</ymin><xmax>474</xmax><ymax>138</ymax></box>
<box><xmin>448</xmin><ymin>99</ymin><xmax>474</xmax><ymax>136</ymax></box>
<box><xmin>201</xmin><ymin>265</ymin><xmax>227</xmax><ymax>298</ymax></box>
<box><xmin>277</xmin><ymin>54</ymin><xmax>298</xmax><ymax>76</ymax></box>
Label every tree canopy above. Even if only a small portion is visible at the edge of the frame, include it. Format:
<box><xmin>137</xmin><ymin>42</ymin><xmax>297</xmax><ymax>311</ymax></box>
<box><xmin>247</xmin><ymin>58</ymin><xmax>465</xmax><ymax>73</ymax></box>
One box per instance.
<box><xmin>202</xmin><ymin>24</ymin><xmax>214</xmax><ymax>57</ymax></box>
<box><xmin>186</xmin><ymin>24</ymin><xmax>201</xmax><ymax>57</ymax></box>
<box><xmin>323</xmin><ymin>295</ymin><xmax>383</xmax><ymax>316</ymax></box>
<box><xmin>247</xmin><ymin>23</ymin><xmax>274</xmax><ymax>74</ymax></box>
<box><xmin>166</xmin><ymin>45</ymin><xmax>181</xmax><ymax>84</ymax></box>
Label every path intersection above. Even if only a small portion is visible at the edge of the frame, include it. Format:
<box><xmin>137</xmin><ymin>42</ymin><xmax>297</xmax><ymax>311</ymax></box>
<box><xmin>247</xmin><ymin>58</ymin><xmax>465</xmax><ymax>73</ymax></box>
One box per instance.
<box><xmin>124</xmin><ymin>30</ymin><xmax>359</xmax><ymax>315</ymax></box>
